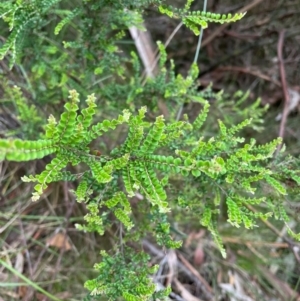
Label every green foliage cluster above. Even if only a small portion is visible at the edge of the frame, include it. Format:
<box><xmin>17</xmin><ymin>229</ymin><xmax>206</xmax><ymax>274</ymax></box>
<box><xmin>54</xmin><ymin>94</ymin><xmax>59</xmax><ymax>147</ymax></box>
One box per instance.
<box><xmin>1</xmin><ymin>85</ymin><xmax>300</xmax><ymax>296</ymax></box>
<box><xmin>1</xmin><ymin>0</ymin><xmax>300</xmax><ymax>300</ymax></box>
<box><xmin>84</xmin><ymin>248</ymin><xmax>171</xmax><ymax>301</ymax></box>
<box><xmin>159</xmin><ymin>0</ymin><xmax>246</xmax><ymax>35</ymax></box>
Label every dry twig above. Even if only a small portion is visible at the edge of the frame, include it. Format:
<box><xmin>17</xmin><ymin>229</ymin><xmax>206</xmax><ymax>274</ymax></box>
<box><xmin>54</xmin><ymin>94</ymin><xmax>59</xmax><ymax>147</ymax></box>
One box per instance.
<box><xmin>246</xmin><ymin>204</ymin><xmax>300</xmax><ymax>266</ymax></box>
<box><xmin>276</xmin><ymin>30</ymin><xmax>290</xmax><ymax>154</ymax></box>
<box><xmin>201</xmin><ymin>0</ymin><xmax>265</xmax><ymax>48</ymax></box>
<box><xmin>176</xmin><ymin>252</ymin><xmax>212</xmax><ymax>295</ymax></box>
<box><xmin>217</xmin><ymin>66</ymin><xmax>281</xmax><ymax>86</ymax></box>
<box><xmin>142</xmin><ymin>240</ymin><xmax>214</xmax><ymax>300</ymax></box>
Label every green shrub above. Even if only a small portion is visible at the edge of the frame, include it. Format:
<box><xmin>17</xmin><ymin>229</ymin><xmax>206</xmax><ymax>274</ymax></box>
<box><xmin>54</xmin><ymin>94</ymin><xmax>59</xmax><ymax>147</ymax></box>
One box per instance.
<box><xmin>1</xmin><ymin>0</ymin><xmax>299</xmax><ymax>300</ymax></box>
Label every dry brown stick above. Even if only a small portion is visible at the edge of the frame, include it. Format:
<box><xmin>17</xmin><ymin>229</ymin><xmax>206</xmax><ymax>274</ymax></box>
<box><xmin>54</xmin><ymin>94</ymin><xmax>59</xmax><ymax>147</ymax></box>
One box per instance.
<box><xmin>129</xmin><ymin>24</ymin><xmax>170</xmax><ymax>117</ymax></box>
<box><xmin>257</xmin><ymin>266</ymin><xmax>300</xmax><ymax>301</ymax></box>
<box><xmin>129</xmin><ymin>26</ymin><xmax>157</xmax><ymax>78</ymax></box>
<box><xmin>173</xmin><ymin>278</ymin><xmax>205</xmax><ymax>301</ymax></box>
<box><xmin>176</xmin><ymin>252</ymin><xmax>213</xmax><ymax>294</ymax></box>
<box><xmin>217</xmin><ymin>66</ymin><xmax>281</xmax><ymax>86</ymax></box>
<box><xmin>223</xmin><ymin>30</ymin><xmax>261</xmax><ymax>39</ymax></box>
<box><xmin>142</xmin><ymin>240</ymin><xmax>214</xmax><ymax>300</ymax></box>
<box><xmin>201</xmin><ymin>0</ymin><xmax>265</xmax><ymax>48</ymax></box>
<box><xmin>246</xmin><ymin>204</ymin><xmax>300</xmax><ymax>266</ymax></box>
<box><xmin>142</xmin><ymin>21</ymin><xmax>183</xmax><ymax>84</ymax></box>
<box><xmin>221</xmin><ymin>236</ymin><xmax>288</xmax><ymax>248</ymax></box>
<box><xmin>276</xmin><ymin>30</ymin><xmax>290</xmax><ymax>154</ymax></box>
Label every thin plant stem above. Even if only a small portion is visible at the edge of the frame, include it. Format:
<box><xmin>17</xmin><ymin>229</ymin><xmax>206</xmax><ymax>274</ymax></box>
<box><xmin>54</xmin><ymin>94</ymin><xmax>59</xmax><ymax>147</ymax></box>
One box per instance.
<box><xmin>177</xmin><ymin>0</ymin><xmax>208</xmax><ymax>121</ymax></box>
<box><xmin>193</xmin><ymin>0</ymin><xmax>208</xmax><ymax>64</ymax></box>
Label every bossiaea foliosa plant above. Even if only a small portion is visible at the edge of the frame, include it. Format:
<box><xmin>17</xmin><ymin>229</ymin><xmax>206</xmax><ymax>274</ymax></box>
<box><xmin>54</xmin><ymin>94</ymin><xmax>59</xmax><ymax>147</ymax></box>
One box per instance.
<box><xmin>1</xmin><ymin>0</ymin><xmax>300</xmax><ymax>300</ymax></box>
<box><xmin>1</xmin><ymin>86</ymin><xmax>300</xmax><ymax>299</ymax></box>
